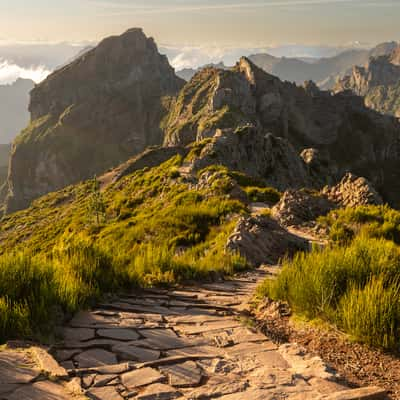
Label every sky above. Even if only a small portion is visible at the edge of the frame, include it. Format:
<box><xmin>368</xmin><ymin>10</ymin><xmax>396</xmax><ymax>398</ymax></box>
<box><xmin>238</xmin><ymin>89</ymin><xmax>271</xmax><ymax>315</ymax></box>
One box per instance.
<box><xmin>0</xmin><ymin>0</ymin><xmax>399</xmax><ymax>83</ymax></box>
<box><xmin>0</xmin><ymin>0</ymin><xmax>399</xmax><ymax>46</ymax></box>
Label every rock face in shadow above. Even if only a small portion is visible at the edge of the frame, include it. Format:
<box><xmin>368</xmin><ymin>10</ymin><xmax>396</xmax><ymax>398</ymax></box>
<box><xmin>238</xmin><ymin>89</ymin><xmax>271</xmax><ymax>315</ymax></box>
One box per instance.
<box><xmin>5</xmin><ymin>28</ymin><xmax>184</xmax><ymax>213</ymax></box>
<box><xmin>164</xmin><ymin>57</ymin><xmax>400</xmax><ymax>207</ymax></box>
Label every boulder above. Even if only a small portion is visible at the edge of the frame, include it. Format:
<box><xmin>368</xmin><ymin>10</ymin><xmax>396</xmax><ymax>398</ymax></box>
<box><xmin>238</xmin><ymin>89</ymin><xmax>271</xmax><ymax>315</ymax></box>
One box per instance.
<box><xmin>322</xmin><ymin>173</ymin><xmax>383</xmax><ymax>208</ymax></box>
<box><xmin>226</xmin><ymin>215</ymin><xmax>309</xmax><ymax>267</ymax></box>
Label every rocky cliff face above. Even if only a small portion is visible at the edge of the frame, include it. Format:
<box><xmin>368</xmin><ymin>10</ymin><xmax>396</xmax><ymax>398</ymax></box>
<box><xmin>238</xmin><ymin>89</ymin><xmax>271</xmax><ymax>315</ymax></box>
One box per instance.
<box><xmin>335</xmin><ymin>45</ymin><xmax>400</xmax><ymax>118</ymax></box>
<box><xmin>5</xmin><ymin>28</ymin><xmax>184</xmax><ymax>213</ymax></box>
<box><xmin>164</xmin><ymin>58</ymin><xmax>400</xmax><ymax>206</ymax></box>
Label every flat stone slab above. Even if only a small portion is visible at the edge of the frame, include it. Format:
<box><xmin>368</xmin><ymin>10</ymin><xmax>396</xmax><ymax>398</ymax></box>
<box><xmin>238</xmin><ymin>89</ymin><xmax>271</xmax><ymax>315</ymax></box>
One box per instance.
<box><xmin>112</xmin><ymin>344</ymin><xmax>160</xmax><ymax>362</ymax></box>
<box><xmin>7</xmin><ymin>381</ymin><xmax>75</xmax><ymax>400</ymax></box>
<box><xmin>97</xmin><ymin>328</ymin><xmax>140</xmax><ymax>341</ymax></box>
<box><xmin>138</xmin><ymin>329</ymin><xmax>188</xmax><ymax>350</ymax></box>
<box><xmin>64</xmin><ymin>327</ymin><xmax>95</xmax><ymax>342</ymax></box>
<box><xmin>136</xmin><ymin>383</ymin><xmax>182</xmax><ymax>400</ymax></box>
<box><xmin>186</xmin><ymin>375</ymin><xmax>248</xmax><ymax>399</ymax></box>
<box><xmin>160</xmin><ymin>361</ymin><xmax>203</xmax><ymax>388</ymax></box>
<box><xmin>176</xmin><ymin>320</ymin><xmax>241</xmax><ymax>335</ymax></box>
<box><xmin>167</xmin><ymin>345</ymin><xmax>223</xmax><ymax>359</ymax></box>
<box><xmin>70</xmin><ymin>311</ymin><xmax>120</xmax><ymax>327</ymax></box>
<box><xmin>87</xmin><ymin>386</ymin><xmax>124</xmax><ymax>400</ymax></box>
<box><xmin>63</xmin><ymin>338</ymin><xmax>128</xmax><ymax>349</ymax></box>
<box><xmin>121</xmin><ymin>367</ymin><xmax>164</xmax><ymax>390</ymax></box>
<box><xmin>0</xmin><ymin>351</ymin><xmax>39</xmax><ymax>384</ymax></box>
<box><xmin>74</xmin><ymin>349</ymin><xmax>118</xmax><ymax>368</ymax></box>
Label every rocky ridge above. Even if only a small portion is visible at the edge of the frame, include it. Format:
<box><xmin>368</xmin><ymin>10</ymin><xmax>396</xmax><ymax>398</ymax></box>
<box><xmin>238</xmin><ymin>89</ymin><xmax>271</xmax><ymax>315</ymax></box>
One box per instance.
<box><xmin>335</xmin><ymin>45</ymin><xmax>400</xmax><ymax>118</ymax></box>
<box><xmin>164</xmin><ymin>57</ymin><xmax>400</xmax><ymax>206</ymax></box>
<box><xmin>5</xmin><ymin>28</ymin><xmax>184</xmax><ymax>213</ymax></box>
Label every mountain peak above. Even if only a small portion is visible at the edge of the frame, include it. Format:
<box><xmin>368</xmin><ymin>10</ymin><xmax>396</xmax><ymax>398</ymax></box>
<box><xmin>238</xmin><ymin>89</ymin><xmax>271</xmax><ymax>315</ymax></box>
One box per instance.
<box><xmin>6</xmin><ymin>28</ymin><xmax>184</xmax><ymax>213</ymax></box>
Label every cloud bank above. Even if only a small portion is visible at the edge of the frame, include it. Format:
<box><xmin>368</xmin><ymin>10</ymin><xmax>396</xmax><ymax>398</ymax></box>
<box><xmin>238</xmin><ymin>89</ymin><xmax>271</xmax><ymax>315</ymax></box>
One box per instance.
<box><xmin>0</xmin><ymin>60</ymin><xmax>51</xmax><ymax>85</ymax></box>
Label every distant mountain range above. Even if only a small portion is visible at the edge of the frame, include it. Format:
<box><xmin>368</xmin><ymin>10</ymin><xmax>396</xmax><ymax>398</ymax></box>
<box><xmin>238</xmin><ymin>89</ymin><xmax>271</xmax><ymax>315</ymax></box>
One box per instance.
<box><xmin>250</xmin><ymin>42</ymin><xmax>398</xmax><ymax>89</ymax></box>
<box><xmin>176</xmin><ymin>42</ymin><xmax>398</xmax><ymax>89</ymax></box>
<box><xmin>0</xmin><ymin>78</ymin><xmax>34</xmax><ymax>144</ymax></box>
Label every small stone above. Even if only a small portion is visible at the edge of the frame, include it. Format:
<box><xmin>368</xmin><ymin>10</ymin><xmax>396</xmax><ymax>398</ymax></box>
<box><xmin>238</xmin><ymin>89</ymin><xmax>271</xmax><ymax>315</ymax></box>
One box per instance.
<box><xmin>93</xmin><ymin>374</ymin><xmax>118</xmax><ymax>387</ymax></box>
<box><xmin>66</xmin><ymin>377</ymin><xmax>83</xmax><ymax>395</ymax></box>
<box><xmin>87</xmin><ymin>386</ymin><xmax>124</xmax><ymax>400</ymax></box>
<box><xmin>121</xmin><ymin>367</ymin><xmax>164</xmax><ymax>390</ymax></box>
<box><xmin>82</xmin><ymin>374</ymin><xmax>96</xmax><ymax>389</ymax></box>
<box><xmin>136</xmin><ymin>383</ymin><xmax>182</xmax><ymax>400</ymax></box>
<box><xmin>75</xmin><ymin>349</ymin><xmax>118</xmax><ymax>368</ymax></box>
<box><xmin>160</xmin><ymin>361</ymin><xmax>202</xmax><ymax>388</ymax></box>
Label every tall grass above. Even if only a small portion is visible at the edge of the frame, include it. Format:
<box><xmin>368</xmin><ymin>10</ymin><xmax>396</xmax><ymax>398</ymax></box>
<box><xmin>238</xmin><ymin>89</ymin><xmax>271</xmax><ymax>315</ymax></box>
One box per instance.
<box><xmin>258</xmin><ymin>236</ymin><xmax>400</xmax><ymax>350</ymax></box>
<box><xmin>0</xmin><ymin>157</ymin><xmax>251</xmax><ymax>342</ymax></box>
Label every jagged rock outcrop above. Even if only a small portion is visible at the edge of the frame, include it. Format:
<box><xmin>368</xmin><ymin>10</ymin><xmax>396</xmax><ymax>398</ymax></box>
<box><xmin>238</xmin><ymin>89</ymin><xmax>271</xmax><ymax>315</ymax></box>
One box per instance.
<box><xmin>272</xmin><ymin>190</ymin><xmax>334</xmax><ymax>228</ymax></box>
<box><xmin>5</xmin><ymin>28</ymin><xmax>184</xmax><ymax>213</ymax></box>
<box><xmin>335</xmin><ymin>45</ymin><xmax>400</xmax><ymax>118</ymax></box>
<box><xmin>272</xmin><ymin>173</ymin><xmax>383</xmax><ymax>228</ymax></box>
<box><xmin>190</xmin><ymin>128</ymin><xmax>313</xmax><ymax>191</ymax></box>
<box><xmin>322</xmin><ymin>173</ymin><xmax>383</xmax><ymax>208</ymax></box>
<box><xmin>226</xmin><ymin>215</ymin><xmax>309</xmax><ymax>266</ymax></box>
<box><xmin>164</xmin><ymin>57</ymin><xmax>400</xmax><ymax>206</ymax></box>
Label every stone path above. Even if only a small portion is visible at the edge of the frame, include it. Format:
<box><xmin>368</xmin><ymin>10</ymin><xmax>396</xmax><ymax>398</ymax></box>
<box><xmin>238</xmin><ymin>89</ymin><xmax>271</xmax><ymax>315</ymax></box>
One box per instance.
<box><xmin>1</xmin><ymin>267</ymin><xmax>387</xmax><ymax>400</ymax></box>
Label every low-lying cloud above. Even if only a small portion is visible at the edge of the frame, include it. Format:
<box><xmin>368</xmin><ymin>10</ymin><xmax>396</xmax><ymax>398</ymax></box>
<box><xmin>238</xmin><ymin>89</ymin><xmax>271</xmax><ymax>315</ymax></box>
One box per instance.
<box><xmin>0</xmin><ymin>60</ymin><xmax>51</xmax><ymax>85</ymax></box>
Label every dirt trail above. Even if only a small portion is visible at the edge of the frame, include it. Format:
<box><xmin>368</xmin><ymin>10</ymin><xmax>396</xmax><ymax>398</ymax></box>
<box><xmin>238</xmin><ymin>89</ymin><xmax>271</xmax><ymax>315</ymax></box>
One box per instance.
<box><xmin>1</xmin><ymin>266</ymin><xmax>386</xmax><ymax>399</ymax></box>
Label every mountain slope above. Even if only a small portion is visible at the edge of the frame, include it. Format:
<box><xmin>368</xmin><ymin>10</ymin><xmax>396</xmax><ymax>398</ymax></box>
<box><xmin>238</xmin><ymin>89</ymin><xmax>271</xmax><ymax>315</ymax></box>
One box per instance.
<box><xmin>0</xmin><ymin>78</ymin><xmax>34</xmax><ymax>144</ymax></box>
<box><xmin>335</xmin><ymin>45</ymin><xmax>400</xmax><ymax>117</ymax></box>
<box><xmin>5</xmin><ymin>28</ymin><xmax>184</xmax><ymax>213</ymax></box>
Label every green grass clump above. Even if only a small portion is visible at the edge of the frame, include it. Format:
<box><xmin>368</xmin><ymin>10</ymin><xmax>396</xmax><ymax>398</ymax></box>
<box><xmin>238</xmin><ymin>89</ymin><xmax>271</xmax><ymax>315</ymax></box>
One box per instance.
<box><xmin>319</xmin><ymin>205</ymin><xmax>400</xmax><ymax>244</ymax></box>
<box><xmin>244</xmin><ymin>187</ymin><xmax>281</xmax><ymax>204</ymax></box>
<box><xmin>259</xmin><ymin>236</ymin><xmax>400</xmax><ymax>350</ymax></box>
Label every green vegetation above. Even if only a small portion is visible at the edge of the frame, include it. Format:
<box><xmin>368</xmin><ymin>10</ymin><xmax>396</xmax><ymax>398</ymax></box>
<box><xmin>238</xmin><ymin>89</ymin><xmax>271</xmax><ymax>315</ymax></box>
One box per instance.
<box><xmin>0</xmin><ymin>156</ymin><xmax>250</xmax><ymax>342</ymax></box>
<box><xmin>243</xmin><ymin>187</ymin><xmax>281</xmax><ymax>204</ymax></box>
<box><xmin>319</xmin><ymin>205</ymin><xmax>400</xmax><ymax>245</ymax></box>
<box><xmin>259</xmin><ymin>205</ymin><xmax>400</xmax><ymax>350</ymax></box>
<box><xmin>197</xmin><ymin>164</ymin><xmax>281</xmax><ymax>204</ymax></box>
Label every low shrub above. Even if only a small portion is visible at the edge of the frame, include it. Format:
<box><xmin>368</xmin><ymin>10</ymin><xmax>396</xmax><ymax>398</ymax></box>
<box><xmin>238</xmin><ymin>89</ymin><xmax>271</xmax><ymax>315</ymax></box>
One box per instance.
<box><xmin>244</xmin><ymin>186</ymin><xmax>281</xmax><ymax>204</ymax></box>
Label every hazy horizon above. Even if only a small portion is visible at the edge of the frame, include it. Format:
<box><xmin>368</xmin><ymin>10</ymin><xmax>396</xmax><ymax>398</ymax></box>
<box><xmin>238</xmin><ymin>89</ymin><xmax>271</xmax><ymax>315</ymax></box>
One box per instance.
<box><xmin>1</xmin><ymin>0</ymin><xmax>399</xmax><ymax>46</ymax></box>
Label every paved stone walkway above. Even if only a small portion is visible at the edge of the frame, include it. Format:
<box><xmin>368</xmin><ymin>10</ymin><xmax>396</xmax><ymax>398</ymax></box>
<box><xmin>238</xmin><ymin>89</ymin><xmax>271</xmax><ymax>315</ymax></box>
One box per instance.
<box><xmin>1</xmin><ymin>267</ymin><xmax>386</xmax><ymax>400</ymax></box>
